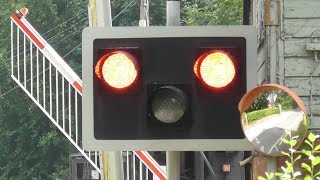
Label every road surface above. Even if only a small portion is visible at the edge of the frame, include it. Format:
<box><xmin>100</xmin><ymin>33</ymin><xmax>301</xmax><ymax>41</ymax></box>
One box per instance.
<box><xmin>243</xmin><ymin>110</ymin><xmax>304</xmax><ymax>155</ymax></box>
<box><xmin>243</xmin><ymin>110</ymin><xmax>304</xmax><ymax>141</ymax></box>
<box><xmin>251</xmin><ymin>127</ymin><xmax>289</xmax><ymax>155</ymax></box>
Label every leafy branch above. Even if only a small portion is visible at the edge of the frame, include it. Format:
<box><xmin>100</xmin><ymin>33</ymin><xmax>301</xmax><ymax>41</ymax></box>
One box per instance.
<box><xmin>258</xmin><ymin>132</ymin><xmax>320</xmax><ymax>180</ymax></box>
<box><xmin>301</xmin><ymin>133</ymin><xmax>320</xmax><ymax>180</ymax></box>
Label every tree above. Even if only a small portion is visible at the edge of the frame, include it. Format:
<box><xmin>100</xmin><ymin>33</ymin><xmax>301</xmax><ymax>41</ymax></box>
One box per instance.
<box><xmin>111</xmin><ymin>0</ymin><xmax>166</xmax><ymax>26</ymax></box>
<box><xmin>181</xmin><ymin>0</ymin><xmax>243</xmax><ymax>26</ymax></box>
<box><xmin>0</xmin><ymin>0</ymin><xmax>87</xmax><ymax>179</ymax></box>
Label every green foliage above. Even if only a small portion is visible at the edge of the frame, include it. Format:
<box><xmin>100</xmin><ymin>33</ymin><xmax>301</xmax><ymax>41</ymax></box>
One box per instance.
<box><xmin>0</xmin><ymin>92</ymin><xmax>75</xmax><ymax>179</ymax></box>
<box><xmin>111</xmin><ymin>0</ymin><xmax>243</xmax><ymax>27</ymax></box>
<box><xmin>149</xmin><ymin>0</ymin><xmax>166</xmax><ymax>25</ymax></box>
<box><xmin>246</xmin><ymin>108</ymin><xmax>280</xmax><ymax>123</ymax></box>
<box><xmin>258</xmin><ymin>132</ymin><xmax>320</xmax><ymax>180</ymax></box>
<box><xmin>0</xmin><ymin>0</ymin><xmax>83</xmax><ymax>179</ymax></box>
<box><xmin>111</xmin><ymin>0</ymin><xmax>166</xmax><ymax>26</ymax></box>
<box><xmin>111</xmin><ymin>0</ymin><xmax>140</xmax><ymax>26</ymax></box>
<box><xmin>247</xmin><ymin>91</ymin><xmax>270</xmax><ymax>112</ymax></box>
<box><xmin>258</xmin><ymin>172</ymin><xmax>275</xmax><ymax>180</ymax></box>
<box><xmin>181</xmin><ymin>0</ymin><xmax>243</xmax><ymax>26</ymax></box>
<box><xmin>275</xmin><ymin>91</ymin><xmax>297</xmax><ymax>111</ymax></box>
<box><xmin>247</xmin><ymin>90</ymin><xmax>297</xmax><ymax>113</ymax></box>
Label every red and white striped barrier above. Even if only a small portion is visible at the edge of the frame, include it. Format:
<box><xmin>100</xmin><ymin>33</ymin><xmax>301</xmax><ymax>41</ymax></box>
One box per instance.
<box><xmin>134</xmin><ymin>151</ymin><xmax>167</xmax><ymax>180</ymax></box>
<box><xmin>10</xmin><ymin>9</ymin><xmax>82</xmax><ymax>94</ymax></box>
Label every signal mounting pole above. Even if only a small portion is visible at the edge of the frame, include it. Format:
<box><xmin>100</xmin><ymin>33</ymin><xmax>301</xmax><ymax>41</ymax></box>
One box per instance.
<box><xmin>88</xmin><ymin>1</ymin><xmax>123</xmax><ymax>180</ymax></box>
<box><xmin>139</xmin><ymin>0</ymin><xmax>149</xmax><ymax>26</ymax></box>
<box><xmin>166</xmin><ymin>1</ymin><xmax>181</xmax><ymax>180</ymax></box>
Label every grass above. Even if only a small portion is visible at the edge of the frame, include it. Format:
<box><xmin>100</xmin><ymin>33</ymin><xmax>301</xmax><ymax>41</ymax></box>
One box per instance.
<box><xmin>246</xmin><ymin>108</ymin><xmax>280</xmax><ymax>124</ymax></box>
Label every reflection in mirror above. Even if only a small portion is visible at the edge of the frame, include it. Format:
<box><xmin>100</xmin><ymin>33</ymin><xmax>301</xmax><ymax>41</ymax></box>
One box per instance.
<box><xmin>241</xmin><ymin>89</ymin><xmax>307</xmax><ymax>156</ymax></box>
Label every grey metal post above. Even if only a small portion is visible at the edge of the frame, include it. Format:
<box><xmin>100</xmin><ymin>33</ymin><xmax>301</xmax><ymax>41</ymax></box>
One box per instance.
<box><xmin>167</xmin><ymin>151</ymin><xmax>180</xmax><ymax>180</ymax></box>
<box><xmin>195</xmin><ymin>152</ymin><xmax>205</xmax><ymax>180</ymax></box>
<box><xmin>166</xmin><ymin>0</ymin><xmax>180</xmax><ymax>26</ymax></box>
<box><xmin>139</xmin><ymin>0</ymin><xmax>149</xmax><ymax>27</ymax></box>
<box><xmin>166</xmin><ymin>1</ymin><xmax>181</xmax><ymax>180</ymax></box>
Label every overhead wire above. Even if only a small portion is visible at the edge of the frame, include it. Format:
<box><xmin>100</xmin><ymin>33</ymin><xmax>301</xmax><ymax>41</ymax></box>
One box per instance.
<box><xmin>0</xmin><ymin>65</ymin><xmax>10</xmax><ymax>74</ymax></box>
<box><xmin>47</xmin><ymin>17</ymin><xmax>88</xmax><ymax>42</ymax></box>
<box><xmin>112</xmin><ymin>0</ymin><xmax>136</xmax><ymax>20</ymax></box>
<box><xmin>0</xmin><ymin>10</ymin><xmax>10</xmax><ymax>17</ymax></box>
<box><xmin>0</xmin><ymin>69</ymin><xmax>10</xmax><ymax>79</ymax></box>
<box><xmin>1</xmin><ymin>0</ymin><xmax>129</xmax><ymax>59</ymax></box>
<box><xmin>0</xmin><ymin>16</ymin><xmax>88</xmax><ymax>77</ymax></box>
<box><xmin>51</xmin><ymin>26</ymin><xmax>86</xmax><ymax>47</ymax></box>
<box><xmin>0</xmin><ymin>85</ymin><xmax>19</xmax><ymax>99</ymax></box>
<box><xmin>1</xmin><ymin>8</ymin><xmax>88</xmax><ymax>57</ymax></box>
<box><xmin>0</xmin><ymin>26</ymin><xmax>86</xmax><ymax>80</ymax></box>
<box><xmin>42</xmin><ymin>9</ymin><xmax>87</xmax><ymax>36</ymax></box>
<box><xmin>62</xmin><ymin>43</ymin><xmax>82</xmax><ymax>59</ymax></box>
<box><xmin>0</xmin><ymin>66</ymin><xmax>10</xmax><ymax>80</ymax></box>
<box><xmin>0</xmin><ymin>18</ymin><xmax>87</xmax><ymax>70</ymax></box>
<box><xmin>0</xmin><ymin>73</ymin><xmax>10</xmax><ymax>81</ymax></box>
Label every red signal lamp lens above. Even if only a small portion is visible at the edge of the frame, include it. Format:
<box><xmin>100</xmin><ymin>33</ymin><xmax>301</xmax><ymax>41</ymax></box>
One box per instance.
<box><xmin>95</xmin><ymin>51</ymin><xmax>138</xmax><ymax>89</ymax></box>
<box><xmin>193</xmin><ymin>58</ymin><xmax>200</xmax><ymax>78</ymax></box>
<box><xmin>194</xmin><ymin>51</ymin><xmax>236</xmax><ymax>88</ymax></box>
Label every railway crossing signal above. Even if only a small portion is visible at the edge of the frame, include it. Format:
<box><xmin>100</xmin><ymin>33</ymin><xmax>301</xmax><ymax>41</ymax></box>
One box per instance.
<box><xmin>82</xmin><ymin>26</ymin><xmax>257</xmax><ymax>151</ymax></box>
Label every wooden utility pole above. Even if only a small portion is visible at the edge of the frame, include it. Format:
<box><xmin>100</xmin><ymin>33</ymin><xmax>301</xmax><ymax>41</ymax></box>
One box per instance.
<box><xmin>87</xmin><ymin>1</ymin><xmax>123</xmax><ymax>180</ymax></box>
<box><xmin>88</xmin><ymin>0</ymin><xmax>112</xmax><ymax>27</ymax></box>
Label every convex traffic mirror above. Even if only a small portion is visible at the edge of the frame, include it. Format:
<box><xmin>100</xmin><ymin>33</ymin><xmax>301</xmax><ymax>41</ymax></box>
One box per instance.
<box><xmin>238</xmin><ymin>84</ymin><xmax>307</xmax><ymax>156</ymax></box>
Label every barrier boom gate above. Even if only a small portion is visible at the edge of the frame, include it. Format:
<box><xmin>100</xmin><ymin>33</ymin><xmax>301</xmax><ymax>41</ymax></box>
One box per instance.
<box><xmin>10</xmin><ymin>8</ymin><xmax>167</xmax><ymax>180</ymax></box>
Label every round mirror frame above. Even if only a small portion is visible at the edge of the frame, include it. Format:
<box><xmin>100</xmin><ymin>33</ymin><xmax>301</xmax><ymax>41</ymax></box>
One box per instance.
<box><xmin>238</xmin><ymin>84</ymin><xmax>308</xmax><ymax>156</ymax></box>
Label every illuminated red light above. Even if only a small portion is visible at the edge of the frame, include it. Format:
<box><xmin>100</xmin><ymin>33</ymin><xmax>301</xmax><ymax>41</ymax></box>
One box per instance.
<box><xmin>95</xmin><ymin>51</ymin><xmax>138</xmax><ymax>89</ymax></box>
<box><xmin>194</xmin><ymin>51</ymin><xmax>236</xmax><ymax>88</ymax></box>
<box><xmin>193</xmin><ymin>58</ymin><xmax>200</xmax><ymax>78</ymax></box>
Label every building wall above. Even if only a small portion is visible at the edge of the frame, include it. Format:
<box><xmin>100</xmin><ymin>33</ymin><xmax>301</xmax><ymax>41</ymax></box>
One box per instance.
<box><xmin>282</xmin><ymin>0</ymin><xmax>320</xmax><ymax>130</ymax></box>
<box><xmin>253</xmin><ymin>0</ymin><xmax>320</xmax><ymax>128</ymax></box>
<box><xmin>251</xmin><ymin>0</ymin><xmax>320</xmax><ymax>178</ymax></box>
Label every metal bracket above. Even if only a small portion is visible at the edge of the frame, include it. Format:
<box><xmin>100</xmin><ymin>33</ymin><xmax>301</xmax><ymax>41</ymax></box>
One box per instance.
<box><xmin>239</xmin><ymin>151</ymin><xmax>259</xmax><ymax>166</ymax></box>
<box><xmin>306</xmin><ymin>30</ymin><xmax>320</xmax><ymax>63</ymax></box>
<box><xmin>306</xmin><ymin>42</ymin><xmax>320</xmax><ymax>51</ymax></box>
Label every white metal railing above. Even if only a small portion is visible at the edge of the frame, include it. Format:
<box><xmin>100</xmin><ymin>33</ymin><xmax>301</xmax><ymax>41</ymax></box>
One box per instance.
<box><xmin>10</xmin><ymin>19</ymin><xmax>101</xmax><ymax>174</ymax></box>
<box><xmin>10</xmin><ymin>8</ymin><xmax>167</xmax><ymax>180</ymax></box>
